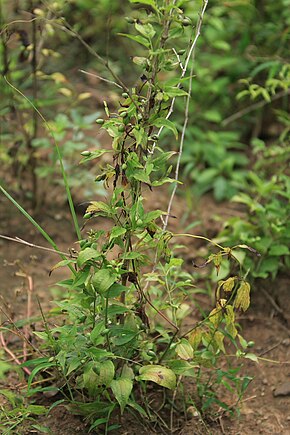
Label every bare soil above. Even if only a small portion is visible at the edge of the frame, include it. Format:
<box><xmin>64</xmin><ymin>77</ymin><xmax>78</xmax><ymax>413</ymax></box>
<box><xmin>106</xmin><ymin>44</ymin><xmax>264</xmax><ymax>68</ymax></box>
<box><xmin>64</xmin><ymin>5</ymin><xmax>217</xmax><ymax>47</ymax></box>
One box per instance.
<box><xmin>0</xmin><ymin>188</ymin><xmax>289</xmax><ymax>434</ymax></box>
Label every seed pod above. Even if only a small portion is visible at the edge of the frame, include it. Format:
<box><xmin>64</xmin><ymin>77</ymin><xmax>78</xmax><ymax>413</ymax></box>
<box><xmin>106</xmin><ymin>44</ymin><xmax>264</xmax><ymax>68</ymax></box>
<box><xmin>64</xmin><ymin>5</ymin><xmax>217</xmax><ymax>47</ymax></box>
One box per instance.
<box><xmin>84</xmin><ymin>212</ymin><xmax>92</xmax><ymax>219</ymax></box>
<box><xmin>96</xmin><ymin>118</ymin><xmax>104</xmax><ymax>125</ymax></box>
<box><xmin>122</xmin><ymin>163</ymin><xmax>127</xmax><ymax>170</ymax></box>
<box><xmin>81</xmin><ymin>150</ymin><xmax>91</xmax><ymax>156</ymax></box>
<box><xmin>122</xmin><ymin>92</ymin><xmax>129</xmax><ymax>98</ymax></box>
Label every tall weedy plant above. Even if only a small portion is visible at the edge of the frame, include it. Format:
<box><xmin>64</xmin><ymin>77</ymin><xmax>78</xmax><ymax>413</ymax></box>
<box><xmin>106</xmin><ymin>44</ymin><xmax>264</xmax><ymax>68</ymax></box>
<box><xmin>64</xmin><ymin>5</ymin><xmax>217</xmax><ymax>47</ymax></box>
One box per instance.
<box><xmin>1</xmin><ymin>1</ymin><xmax>256</xmax><ymax>432</ymax></box>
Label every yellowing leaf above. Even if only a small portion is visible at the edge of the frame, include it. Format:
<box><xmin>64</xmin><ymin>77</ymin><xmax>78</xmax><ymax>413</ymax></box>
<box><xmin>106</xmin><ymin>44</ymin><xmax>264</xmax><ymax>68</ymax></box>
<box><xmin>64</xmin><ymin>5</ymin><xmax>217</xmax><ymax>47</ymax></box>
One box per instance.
<box><xmin>51</xmin><ymin>72</ymin><xmax>66</xmax><ymax>83</ymax></box>
<box><xmin>234</xmin><ymin>281</ymin><xmax>250</xmax><ymax>312</ymax></box>
<box><xmin>58</xmin><ymin>87</ymin><xmax>72</xmax><ymax>97</ymax></box>
<box><xmin>213</xmin><ymin>331</ymin><xmax>225</xmax><ymax>353</ymax></box>
<box><xmin>225</xmin><ymin>305</ymin><xmax>237</xmax><ymax>338</ymax></box>
<box><xmin>78</xmin><ymin>92</ymin><xmax>91</xmax><ymax>101</ymax></box>
<box><xmin>137</xmin><ymin>365</ymin><xmax>176</xmax><ymax>390</ymax></box>
<box><xmin>188</xmin><ymin>328</ymin><xmax>202</xmax><ymax>350</ymax></box>
<box><xmin>176</xmin><ymin>339</ymin><xmax>193</xmax><ymax>360</ymax></box>
<box><xmin>223</xmin><ymin>276</ymin><xmax>236</xmax><ymax>292</ymax></box>
<box><xmin>86</xmin><ymin>201</ymin><xmax>111</xmax><ymax>216</ymax></box>
<box><xmin>209</xmin><ymin>307</ymin><xmax>222</xmax><ymax>328</ymax></box>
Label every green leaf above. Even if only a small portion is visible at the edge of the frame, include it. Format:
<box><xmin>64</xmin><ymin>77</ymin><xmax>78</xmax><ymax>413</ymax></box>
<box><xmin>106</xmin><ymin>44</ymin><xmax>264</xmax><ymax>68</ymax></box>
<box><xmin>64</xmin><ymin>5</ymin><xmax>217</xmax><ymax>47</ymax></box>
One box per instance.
<box><xmin>268</xmin><ymin>244</ymin><xmax>289</xmax><ymax>256</ymax></box>
<box><xmin>99</xmin><ymin>360</ymin><xmax>115</xmax><ymax>387</ymax></box>
<box><xmin>111</xmin><ymin>378</ymin><xmax>133</xmax><ymax>414</ymax></box>
<box><xmin>129</xmin><ymin>0</ymin><xmax>158</xmax><ymax>12</ymax></box>
<box><xmin>152</xmin><ymin>118</ymin><xmax>178</xmax><ymax>139</ymax></box>
<box><xmin>67</xmin><ymin>357</ymin><xmax>81</xmax><ymax>376</ymax></box>
<box><xmin>106</xmin><ymin>283</ymin><xmax>128</xmax><ymax>298</ymax></box>
<box><xmin>163</xmin><ymin>87</ymin><xmax>188</xmax><ymax>98</ymax></box>
<box><xmin>50</xmin><ymin>259</ymin><xmax>75</xmax><ymax>274</ymax></box>
<box><xmin>26</xmin><ymin>405</ymin><xmax>47</xmax><ymax>415</ymax></box>
<box><xmin>90</xmin><ymin>322</ymin><xmax>105</xmax><ymax>344</ymax></box>
<box><xmin>80</xmin><ymin>149</ymin><xmax>110</xmax><ymax>164</ymax></box>
<box><xmin>135</xmin><ymin>22</ymin><xmax>156</xmax><ymax>39</ymax></box>
<box><xmin>137</xmin><ymin>365</ymin><xmax>176</xmax><ymax>390</ymax></box>
<box><xmin>245</xmin><ymin>353</ymin><xmax>259</xmax><ymax>363</ymax></box>
<box><xmin>176</xmin><ymin>339</ymin><xmax>193</xmax><ymax>360</ymax></box>
<box><xmin>109</xmin><ymin>226</ymin><xmax>127</xmax><ymax>241</ymax></box>
<box><xmin>77</xmin><ymin>247</ymin><xmax>101</xmax><ymax>267</ymax></box>
<box><xmin>118</xmin><ymin>33</ymin><xmax>150</xmax><ymax>48</ymax></box>
<box><xmin>92</xmin><ymin>269</ymin><xmax>116</xmax><ymax>294</ymax></box>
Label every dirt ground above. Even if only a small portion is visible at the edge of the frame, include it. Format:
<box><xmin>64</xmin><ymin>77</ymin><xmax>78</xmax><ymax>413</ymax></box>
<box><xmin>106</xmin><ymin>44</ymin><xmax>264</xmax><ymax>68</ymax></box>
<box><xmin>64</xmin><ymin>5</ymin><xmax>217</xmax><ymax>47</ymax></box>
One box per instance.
<box><xmin>0</xmin><ymin>186</ymin><xmax>289</xmax><ymax>434</ymax></box>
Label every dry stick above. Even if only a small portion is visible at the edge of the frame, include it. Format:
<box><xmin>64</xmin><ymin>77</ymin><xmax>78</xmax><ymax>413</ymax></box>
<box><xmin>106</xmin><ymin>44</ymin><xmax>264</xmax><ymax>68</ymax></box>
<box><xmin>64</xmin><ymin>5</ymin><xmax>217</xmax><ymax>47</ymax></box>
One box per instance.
<box><xmin>143</xmin><ymin>0</ymin><xmax>209</xmax><ymax>295</ymax></box>
<box><xmin>152</xmin><ymin>0</ymin><xmax>208</xmax><ymax>153</ymax></box>
<box><xmin>0</xmin><ymin>332</ymin><xmax>31</xmax><ymax>376</ymax></box>
<box><xmin>79</xmin><ymin>69</ymin><xmax>123</xmax><ymax>89</ymax></box>
<box><xmin>0</xmin><ymin>234</ymin><xmax>75</xmax><ymax>258</ymax></box>
<box><xmin>222</xmin><ymin>89</ymin><xmax>290</xmax><ymax>126</ymax></box>
<box><xmin>163</xmin><ymin>0</ymin><xmax>208</xmax><ymax>230</ymax></box>
<box><xmin>21</xmin><ymin>273</ymin><xmax>33</xmax><ymax>362</ymax></box>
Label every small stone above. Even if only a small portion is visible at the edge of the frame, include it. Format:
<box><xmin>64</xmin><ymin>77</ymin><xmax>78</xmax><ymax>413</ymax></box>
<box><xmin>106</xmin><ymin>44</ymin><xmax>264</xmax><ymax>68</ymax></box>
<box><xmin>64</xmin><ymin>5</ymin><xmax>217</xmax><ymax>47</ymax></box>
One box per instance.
<box><xmin>262</xmin><ymin>378</ymin><xmax>268</xmax><ymax>385</ymax></box>
<box><xmin>282</xmin><ymin>338</ymin><xmax>290</xmax><ymax>346</ymax></box>
<box><xmin>273</xmin><ymin>381</ymin><xmax>290</xmax><ymax>397</ymax></box>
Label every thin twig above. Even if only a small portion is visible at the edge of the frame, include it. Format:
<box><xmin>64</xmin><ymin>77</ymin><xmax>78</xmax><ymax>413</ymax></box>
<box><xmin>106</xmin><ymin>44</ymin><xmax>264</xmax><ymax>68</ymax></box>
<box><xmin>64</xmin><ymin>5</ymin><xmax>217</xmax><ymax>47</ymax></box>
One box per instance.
<box><xmin>162</xmin><ymin>0</ymin><xmax>208</xmax><ymax>229</ymax></box>
<box><xmin>261</xmin><ymin>288</ymin><xmax>284</xmax><ymax>314</ymax></box>
<box><xmin>79</xmin><ymin>69</ymin><xmax>122</xmax><ymax>89</ymax></box>
<box><xmin>0</xmin><ymin>332</ymin><xmax>31</xmax><ymax>376</ymax></box>
<box><xmin>258</xmin><ymin>340</ymin><xmax>282</xmax><ymax>357</ymax></box>
<box><xmin>151</xmin><ymin>0</ymin><xmax>208</xmax><ymax>153</ymax></box>
<box><xmin>222</xmin><ymin>89</ymin><xmax>290</xmax><ymax>126</ymax></box>
<box><xmin>16</xmin><ymin>272</ymin><xmax>34</xmax><ymax>362</ymax></box>
<box><xmin>0</xmin><ymin>234</ymin><xmax>75</xmax><ymax>258</ymax></box>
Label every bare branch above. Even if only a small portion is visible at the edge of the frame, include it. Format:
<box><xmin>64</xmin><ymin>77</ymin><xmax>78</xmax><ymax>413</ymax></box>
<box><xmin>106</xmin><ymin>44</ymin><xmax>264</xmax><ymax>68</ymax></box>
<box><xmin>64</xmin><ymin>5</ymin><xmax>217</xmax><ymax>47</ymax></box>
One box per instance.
<box><xmin>79</xmin><ymin>69</ymin><xmax>122</xmax><ymax>89</ymax></box>
<box><xmin>0</xmin><ymin>234</ymin><xmax>75</xmax><ymax>258</ymax></box>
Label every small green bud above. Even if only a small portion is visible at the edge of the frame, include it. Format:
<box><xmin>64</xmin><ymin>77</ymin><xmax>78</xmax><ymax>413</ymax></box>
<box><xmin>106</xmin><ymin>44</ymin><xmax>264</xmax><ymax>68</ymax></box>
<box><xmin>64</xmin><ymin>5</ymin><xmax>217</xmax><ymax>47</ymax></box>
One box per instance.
<box><xmin>122</xmin><ymin>92</ymin><xmax>129</xmax><ymax>98</ymax></box>
<box><xmin>182</xmin><ymin>18</ymin><xmax>192</xmax><ymax>26</ymax></box>
<box><xmin>122</xmin><ymin>163</ymin><xmax>127</xmax><ymax>170</ymax></box>
<box><xmin>120</xmin><ymin>111</ymin><xmax>127</xmax><ymax>118</ymax></box>
<box><xmin>84</xmin><ymin>212</ymin><xmax>92</xmax><ymax>219</ymax></box>
<box><xmin>136</xmin><ymin>218</ymin><xmax>143</xmax><ymax>226</ymax></box>
<box><xmin>125</xmin><ymin>16</ymin><xmax>135</xmax><ymax>24</ymax></box>
<box><xmin>96</xmin><ymin>118</ymin><xmax>104</xmax><ymax>124</ymax></box>
<box><xmin>81</xmin><ymin>150</ymin><xmax>91</xmax><ymax>156</ymax></box>
<box><xmin>247</xmin><ymin>341</ymin><xmax>255</xmax><ymax>348</ymax></box>
<box><xmin>118</xmin><ymin>125</ymin><xmax>125</xmax><ymax>133</ymax></box>
<box><xmin>147</xmin><ymin>350</ymin><xmax>156</xmax><ymax>357</ymax></box>
<box><xmin>177</xmin><ymin>49</ymin><xmax>186</xmax><ymax>55</ymax></box>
